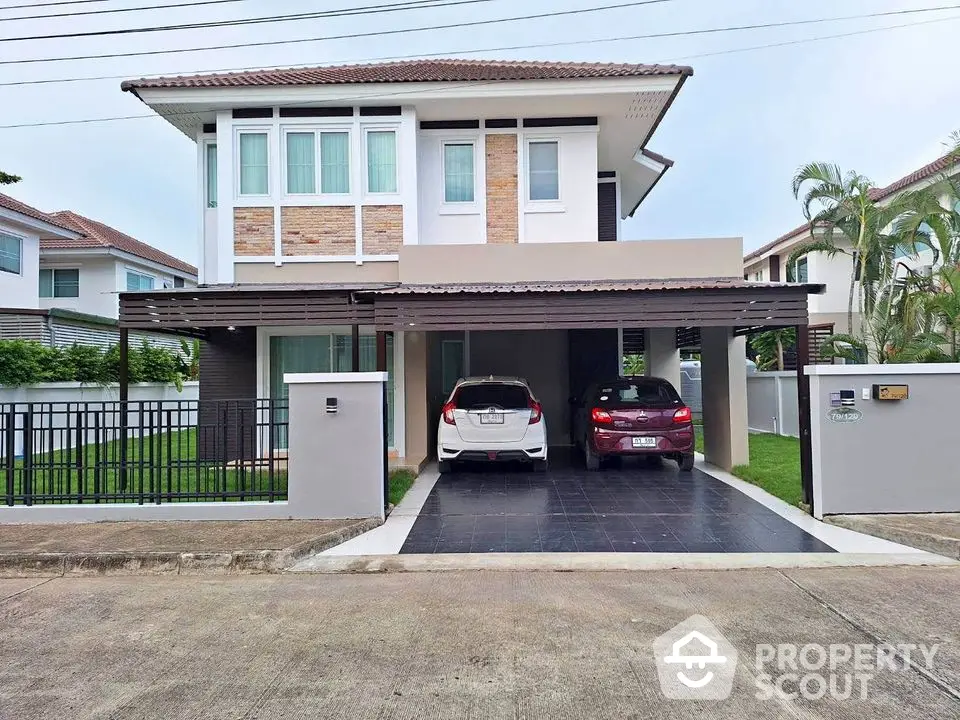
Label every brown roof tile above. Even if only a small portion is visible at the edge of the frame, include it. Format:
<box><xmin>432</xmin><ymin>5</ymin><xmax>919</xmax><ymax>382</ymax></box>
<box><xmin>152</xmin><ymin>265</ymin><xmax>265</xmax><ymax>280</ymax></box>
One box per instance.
<box><xmin>45</xmin><ymin>211</ymin><xmax>197</xmax><ymax>276</ymax></box>
<box><xmin>0</xmin><ymin>192</ymin><xmax>79</xmax><ymax>234</ymax></box>
<box><xmin>121</xmin><ymin>58</ymin><xmax>693</xmax><ymax>91</ymax></box>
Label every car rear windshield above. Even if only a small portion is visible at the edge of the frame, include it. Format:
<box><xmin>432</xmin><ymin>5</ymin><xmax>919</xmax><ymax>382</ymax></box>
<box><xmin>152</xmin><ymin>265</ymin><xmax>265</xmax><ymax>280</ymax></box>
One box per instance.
<box><xmin>455</xmin><ymin>383</ymin><xmax>530</xmax><ymax>410</ymax></box>
<box><xmin>593</xmin><ymin>380</ymin><xmax>680</xmax><ymax>408</ymax></box>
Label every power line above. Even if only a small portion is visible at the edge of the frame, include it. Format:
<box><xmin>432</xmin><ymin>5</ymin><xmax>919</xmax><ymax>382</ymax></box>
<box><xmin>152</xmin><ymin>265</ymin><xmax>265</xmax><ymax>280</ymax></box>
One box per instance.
<box><xmin>2</xmin><ymin>5</ymin><xmax>956</xmax><ymax>88</ymax></box>
<box><xmin>0</xmin><ymin>0</ymin><xmax>108</xmax><ymax>10</ymax></box>
<box><xmin>0</xmin><ymin>0</ymin><xmax>508</xmax><ymax>42</ymax></box>
<box><xmin>0</xmin><ymin>0</ymin><xmax>674</xmax><ymax>64</ymax></box>
<box><xmin>0</xmin><ymin>0</ymin><xmax>256</xmax><ymax>22</ymax></box>
<box><xmin>2</xmin><ymin>13</ymin><xmax>956</xmax><ymax>130</ymax></box>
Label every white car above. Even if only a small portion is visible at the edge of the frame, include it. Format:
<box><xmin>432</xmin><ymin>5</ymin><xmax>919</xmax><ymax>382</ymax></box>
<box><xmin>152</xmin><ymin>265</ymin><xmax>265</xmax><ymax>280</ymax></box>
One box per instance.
<box><xmin>437</xmin><ymin>376</ymin><xmax>548</xmax><ymax>473</ymax></box>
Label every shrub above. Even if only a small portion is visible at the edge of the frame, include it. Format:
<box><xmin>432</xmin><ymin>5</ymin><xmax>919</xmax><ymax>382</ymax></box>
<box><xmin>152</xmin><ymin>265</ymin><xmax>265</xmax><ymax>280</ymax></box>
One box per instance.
<box><xmin>0</xmin><ymin>340</ymin><xmax>48</xmax><ymax>386</ymax></box>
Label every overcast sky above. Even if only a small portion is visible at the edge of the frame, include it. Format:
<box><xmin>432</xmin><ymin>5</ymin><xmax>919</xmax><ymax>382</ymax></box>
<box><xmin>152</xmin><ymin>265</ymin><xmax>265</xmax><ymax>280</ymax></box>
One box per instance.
<box><xmin>1</xmin><ymin>0</ymin><xmax>958</xmax><ymax>266</ymax></box>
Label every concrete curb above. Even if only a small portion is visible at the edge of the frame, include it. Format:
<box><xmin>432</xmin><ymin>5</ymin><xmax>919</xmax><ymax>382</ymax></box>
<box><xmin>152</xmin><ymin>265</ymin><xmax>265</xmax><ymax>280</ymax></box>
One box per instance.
<box><xmin>826</xmin><ymin>516</ymin><xmax>960</xmax><ymax>560</ymax></box>
<box><xmin>0</xmin><ymin>518</ymin><xmax>382</xmax><ymax>578</ymax></box>
<box><xmin>287</xmin><ymin>551</ymin><xmax>960</xmax><ymax>574</ymax></box>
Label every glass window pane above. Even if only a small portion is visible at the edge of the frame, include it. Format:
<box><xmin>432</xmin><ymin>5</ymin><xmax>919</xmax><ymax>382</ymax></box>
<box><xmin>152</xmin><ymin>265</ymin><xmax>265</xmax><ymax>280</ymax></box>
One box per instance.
<box><xmin>269</xmin><ymin>335</ymin><xmax>332</xmax><ymax>449</ymax></box>
<box><xmin>39</xmin><ymin>269</ymin><xmax>53</xmax><ymax>297</ymax></box>
<box><xmin>54</xmin><ymin>268</ymin><xmax>79</xmax><ymax>297</ymax></box>
<box><xmin>367</xmin><ymin>131</ymin><xmax>397</xmax><ymax>193</ymax></box>
<box><xmin>796</xmin><ymin>258</ymin><xmax>809</xmax><ymax>283</ymax></box>
<box><xmin>205</xmin><ymin>143</ymin><xmax>217</xmax><ymax>208</ymax></box>
<box><xmin>126</xmin><ymin>271</ymin><xmax>153</xmax><ymax>291</ymax></box>
<box><xmin>0</xmin><ymin>232</ymin><xmax>21</xmax><ymax>274</ymax></box>
<box><xmin>528</xmin><ymin>141</ymin><xmax>559</xmax><ymax>201</ymax></box>
<box><xmin>443</xmin><ymin>143</ymin><xmax>474</xmax><ymax>203</ymax></box>
<box><xmin>320</xmin><ymin>132</ymin><xmax>350</xmax><ymax>194</ymax></box>
<box><xmin>239</xmin><ymin>132</ymin><xmax>269</xmax><ymax>195</ymax></box>
<box><xmin>286</xmin><ymin>132</ymin><xmax>315</xmax><ymax>194</ymax></box>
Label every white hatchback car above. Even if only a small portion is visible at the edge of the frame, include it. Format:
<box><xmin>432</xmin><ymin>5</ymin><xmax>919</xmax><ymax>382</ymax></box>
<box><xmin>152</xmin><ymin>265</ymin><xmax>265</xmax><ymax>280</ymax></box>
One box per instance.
<box><xmin>437</xmin><ymin>376</ymin><xmax>548</xmax><ymax>473</ymax></box>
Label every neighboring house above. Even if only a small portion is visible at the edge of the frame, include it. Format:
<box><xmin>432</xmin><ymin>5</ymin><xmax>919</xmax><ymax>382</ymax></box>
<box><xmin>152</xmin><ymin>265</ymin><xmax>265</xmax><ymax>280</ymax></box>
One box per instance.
<box><xmin>0</xmin><ymin>193</ymin><xmax>198</xmax><ymax>351</ymax></box>
<box><xmin>744</xmin><ymin>152</ymin><xmax>960</xmax><ymax>332</ymax></box>
<box><xmin>119</xmin><ymin>59</ymin><xmax>822</xmax><ymax>472</ymax></box>
<box><xmin>0</xmin><ymin>193</ymin><xmax>198</xmax><ymax>319</ymax></box>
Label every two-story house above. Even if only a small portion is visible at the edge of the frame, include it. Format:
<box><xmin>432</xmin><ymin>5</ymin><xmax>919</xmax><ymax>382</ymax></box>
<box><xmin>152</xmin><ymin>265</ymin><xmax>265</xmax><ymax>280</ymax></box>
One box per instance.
<box><xmin>744</xmin><ymin>151</ymin><xmax>960</xmax><ymax>334</ymax></box>
<box><xmin>0</xmin><ymin>192</ymin><xmax>197</xmax><ymax>348</ymax></box>
<box><xmin>120</xmin><ymin>59</ymin><xmax>821</xmax><ymax>473</ymax></box>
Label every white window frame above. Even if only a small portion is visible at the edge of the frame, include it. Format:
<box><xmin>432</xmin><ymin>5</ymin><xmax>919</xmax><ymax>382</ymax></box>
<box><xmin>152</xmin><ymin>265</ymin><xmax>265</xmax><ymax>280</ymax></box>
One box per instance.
<box><xmin>235</xmin><ymin>127</ymin><xmax>272</xmax><ymax>199</ymax></box>
<box><xmin>795</xmin><ymin>256</ymin><xmax>809</xmax><ymax>283</ymax></box>
<box><xmin>278</xmin><ymin>125</ymin><xmax>354</xmax><ymax>203</ymax></box>
<box><xmin>439</xmin><ymin>139</ymin><xmax>479</xmax><ymax>214</ymax></box>
<box><xmin>203</xmin><ymin>140</ymin><xmax>217</xmax><ymax>209</ymax></box>
<box><xmin>524</xmin><ymin>136</ymin><xmax>562</xmax><ymax>209</ymax></box>
<box><xmin>125</xmin><ymin>268</ymin><xmax>155</xmax><ymax>292</ymax></box>
<box><xmin>362</xmin><ymin>125</ymin><xmax>401</xmax><ymax>199</ymax></box>
<box><xmin>0</xmin><ymin>230</ymin><xmax>23</xmax><ymax>276</ymax></box>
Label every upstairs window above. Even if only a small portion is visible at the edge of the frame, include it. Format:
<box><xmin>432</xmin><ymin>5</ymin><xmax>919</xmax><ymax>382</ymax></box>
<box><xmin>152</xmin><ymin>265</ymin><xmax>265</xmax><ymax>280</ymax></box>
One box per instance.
<box><xmin>795</xmin><ymin>257</ymin><xmax>809</xmax><ymax>283</ymax></box>
<box><xmin>126</xmin><ymin>270</ymin><xmax>154</xmax><ymax>292</ymax></box>
<box><xmin>285</xmin><ymin>132</ymin><xmax>316</xmax><ymax>194</ymax></box>
<box><xmin>443</xmin><ymin>142</ymin><xmax>475</xmax><ymax>203</ymax></box>
<box><xmin>366</xmin><ymin>130</ymin><xmax>397</xmax><ymax>193</ymax></box>
<box><xmin>320</xmin><ymin>132</ymin><xmax>350</xmax><ymax>194</ymax></box>
<box><xmin>0</xmin><ymin>232</ymin><xmax>21</xmax><ymax>275</ymax></box>
<box><xmin>528</xmin><ymin>140</ymin><xmax>559</xmax><ymax>201</ymax></box>
<box><xmin>205</xmin><ymin>143</ymin><xmax>217</xmax><ymax>208</ymax></box>
<box><xmin>39</xmin><ymin>268</ymin><xmax>79</xmax><ymax>298</ymax></box>
<box><xmin>239</xmin><ymin>132</ymin><xmax>269</xmax><ymax>195</ymax></box>
<box><xmin>174</xmin><ymin>276</ymin><xmax>185</xmax><ymax>288</ymax></box>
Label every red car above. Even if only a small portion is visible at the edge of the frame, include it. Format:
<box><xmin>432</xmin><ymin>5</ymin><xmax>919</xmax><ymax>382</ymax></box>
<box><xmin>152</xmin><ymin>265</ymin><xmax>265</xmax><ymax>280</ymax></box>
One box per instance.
<box><xmin>572</xmin><ymin>377</ymin><xmax>696</xmax><ymax>471</ymax></box>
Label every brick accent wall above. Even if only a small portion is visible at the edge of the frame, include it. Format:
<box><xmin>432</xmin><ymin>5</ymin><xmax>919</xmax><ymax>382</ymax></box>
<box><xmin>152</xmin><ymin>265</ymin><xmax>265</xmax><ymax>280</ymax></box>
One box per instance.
<box><xmin>281</xmin><ymin>206</ymin><xmax>355</xmax><ymax>256</ymax></box>
<box><xmin>362</xmin><ymin>205</ymin><xmax>403</xmax><ymax>255</ymax></box>
<box><xmin>233</xmin><ymin>207</ymin><xmax>274</xmax><ymax>256</ymax></box>
<box><xmin>485</xmin><ymin>134</ymin><xmax>519</xmax><ymax>244</ymax></box>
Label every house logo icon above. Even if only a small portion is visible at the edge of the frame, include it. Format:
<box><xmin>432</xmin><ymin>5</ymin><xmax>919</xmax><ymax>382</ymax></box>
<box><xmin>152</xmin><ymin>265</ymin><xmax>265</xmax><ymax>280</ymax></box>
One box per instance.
<box><xmin>653</xmin><ymin>615</ymin><xmax>738</xmax><ymax>699</ymax></box>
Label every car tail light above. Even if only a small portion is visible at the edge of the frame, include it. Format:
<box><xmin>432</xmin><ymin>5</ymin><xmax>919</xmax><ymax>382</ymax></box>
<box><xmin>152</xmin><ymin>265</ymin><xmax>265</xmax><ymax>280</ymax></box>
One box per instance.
<box><xmin>528</xmin><ymin>399</ymin><xmax>542</xmax><ymax>425</ymax></box>
<box><xmin>442</xmin><ymin>401</ymin><xmax>456</xmax><ymax>425</ymax></box>
<box><xmin>673</xmin><ymin>406</ymin><xmax>692</xmax><ymax>424</ymax></box>
<box><xmin>591</xmin><ymin>407</ymin><xmax>613</xmax><ymax>424</ymax></box>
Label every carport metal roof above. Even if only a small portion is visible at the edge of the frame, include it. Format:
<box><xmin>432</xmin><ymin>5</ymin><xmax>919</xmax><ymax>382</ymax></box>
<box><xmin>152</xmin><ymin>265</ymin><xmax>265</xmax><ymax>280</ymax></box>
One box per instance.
<box><xmin>118</xmin><ymin>278</ymin><xmax>824</xmax><ymax>332</ymax></box>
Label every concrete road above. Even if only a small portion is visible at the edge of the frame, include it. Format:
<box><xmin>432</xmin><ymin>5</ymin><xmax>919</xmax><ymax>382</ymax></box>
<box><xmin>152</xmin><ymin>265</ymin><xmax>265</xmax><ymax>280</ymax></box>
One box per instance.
<box><xmin>0</xmin><ymin>567</ymin><xmax>958</xmax><ymax>719</ymax></box>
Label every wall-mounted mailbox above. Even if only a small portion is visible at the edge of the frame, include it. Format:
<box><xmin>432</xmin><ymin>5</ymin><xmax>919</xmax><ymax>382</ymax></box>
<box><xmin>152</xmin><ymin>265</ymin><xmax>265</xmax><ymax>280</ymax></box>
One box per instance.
<box><xmin>325</xmin><ymin>397</ymin><xmax>339</xmax><ymax>414</ymax></box>
<box><xmin>873</xmin><ymin>384</ymin><xmax>909</xmax><ymax>401</ymax></box>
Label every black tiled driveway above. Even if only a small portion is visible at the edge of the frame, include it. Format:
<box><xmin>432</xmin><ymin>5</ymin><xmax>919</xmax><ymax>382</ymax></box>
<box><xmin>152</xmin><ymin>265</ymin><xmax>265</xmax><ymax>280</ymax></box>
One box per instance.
<box><xmin>400</xmin><ymin>456</ymin><xmax>835</xmax><ymax>554</ymax></box>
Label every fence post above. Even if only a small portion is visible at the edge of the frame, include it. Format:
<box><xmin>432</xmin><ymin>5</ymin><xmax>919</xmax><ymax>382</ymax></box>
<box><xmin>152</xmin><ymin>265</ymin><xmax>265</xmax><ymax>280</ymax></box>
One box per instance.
<box><xmin>22</xmin><ymin>407</ymin><xmax>33</xmax><ymax>506</ymax></box>
<box><xmin>119</xmin><ymin>328</ymin><xmax>129</xmax><ymax>493</ymax></box>
<box><xmin>796</xmin><ymin>324</ymin><xmax>814</xmax><ymax>510</ymax></box>
<box><xmin>4</xmin><ymin>406</ymin><xmax>14</xmax><ymax>506</ymax></box>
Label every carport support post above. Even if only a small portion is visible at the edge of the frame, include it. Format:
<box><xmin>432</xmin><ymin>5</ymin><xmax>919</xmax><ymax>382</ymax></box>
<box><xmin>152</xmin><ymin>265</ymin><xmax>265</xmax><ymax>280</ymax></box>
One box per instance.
<box><xmin>351</xmin><ymin>324</ymin><xmax>360</xmax><ymax>372</ymax></box>
<box><xmin>796</xmin><ymin>324</ymin><xmax>814</xmax><ymax>510</ymax></box>
<box><xmin>118</xmin><ymin>327</ymin><xmax>129</xmax><ymax>492</ymax></box>
<box><xmin>700</xmin><ymin>326</ymin><xmax>749</xmax><ymax>470</ymax></box>
<box><xmin>644</xmin><ymin>327</ymin><xmax>681</xmax><ymax>389</ymax></box>
<box><xmin>376</xmin><ymin>331</ymin><xmax>389</xmax><ymax>510</ymax></box>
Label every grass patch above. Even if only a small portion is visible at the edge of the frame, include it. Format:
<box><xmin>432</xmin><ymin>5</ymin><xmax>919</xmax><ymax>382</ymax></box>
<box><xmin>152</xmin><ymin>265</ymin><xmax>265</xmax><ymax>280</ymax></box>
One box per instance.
<box><xmin>388</xmin><ymin>469</ymin><xmax>416</xmax><ymax>507</ymax></box>
<box><xmin>695</xmin><ymin>425</ymin><xmax>801</xmax><ymax>506</ymax></box>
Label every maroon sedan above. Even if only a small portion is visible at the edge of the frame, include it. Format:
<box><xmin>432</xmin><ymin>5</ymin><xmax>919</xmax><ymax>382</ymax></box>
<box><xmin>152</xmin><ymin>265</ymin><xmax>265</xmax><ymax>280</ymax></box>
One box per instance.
<box><xmin>573</xmin><ymin>377</ymin><xmax>696</xmax><ymax>471</ymax></box>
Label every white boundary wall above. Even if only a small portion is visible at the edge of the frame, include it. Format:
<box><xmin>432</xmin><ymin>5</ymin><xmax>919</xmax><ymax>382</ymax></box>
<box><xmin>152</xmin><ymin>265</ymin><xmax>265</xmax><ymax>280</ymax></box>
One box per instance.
<box><xmin>746</xmin><ymin>372</ymin><xmax>799</xmax><ymax>437</ymax></box>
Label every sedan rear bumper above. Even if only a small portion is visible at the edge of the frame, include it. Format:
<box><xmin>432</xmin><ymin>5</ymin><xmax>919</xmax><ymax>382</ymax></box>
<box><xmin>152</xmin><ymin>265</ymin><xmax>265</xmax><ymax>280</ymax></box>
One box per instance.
<box><xmin>590</xmin><ymin>426</ymin><xmax>694</xmax><ymax>456</ymax></box>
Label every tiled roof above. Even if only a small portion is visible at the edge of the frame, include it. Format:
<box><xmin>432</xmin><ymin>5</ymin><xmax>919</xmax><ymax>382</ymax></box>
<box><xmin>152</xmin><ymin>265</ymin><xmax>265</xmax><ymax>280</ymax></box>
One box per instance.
<box><xmin>374</xmin><ymin>278</ymin><xmax>821</xmax><ymax>295</ymax></box>
<box><xmin>45</xmin><ymin>211</ymin><xmax>197</xmax><ymax>276</ymax></box>
<box><xmin>745</xmin><ymin>150</ymin><xmax>960</xmax><ymax>262</ymax></box>
<box><xmin>0</xmin><ymin>192</ymin><xmax>79</xmax><ymax>233</ymax></box>
<box><xmin>121</xmin><ymin>58</ymin><xmax>693</xmax><ymax>91</ymax></box>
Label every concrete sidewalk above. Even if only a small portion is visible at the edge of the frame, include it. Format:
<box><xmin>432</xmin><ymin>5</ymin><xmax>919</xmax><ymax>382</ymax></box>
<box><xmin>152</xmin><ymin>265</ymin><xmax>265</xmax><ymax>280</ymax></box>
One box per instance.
<box><xmin>0</xmin><ymin>519</ymin><xmax>380</xmax><ymax>577</ymax></box>
<box><xmin>828</xmin><ymin>514</ymin><xmax>960</xmax><ymax>559</ymax></box>
<box><xmin>1</xmin><ymin>566</ymin><xmax>958</xmax><ymax>718</ymax></box>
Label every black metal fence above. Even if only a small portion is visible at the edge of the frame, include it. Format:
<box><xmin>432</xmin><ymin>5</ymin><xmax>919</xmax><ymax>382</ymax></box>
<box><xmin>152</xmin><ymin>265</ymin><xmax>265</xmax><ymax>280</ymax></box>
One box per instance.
<box><xmin>1</xmin><ymin>399</ymin><xmax>288</xmax><ymax>506</ymax></box>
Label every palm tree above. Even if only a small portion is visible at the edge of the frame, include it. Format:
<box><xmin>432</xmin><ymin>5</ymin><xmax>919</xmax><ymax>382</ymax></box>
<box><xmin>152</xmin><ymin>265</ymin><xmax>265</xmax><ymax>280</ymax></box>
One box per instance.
<box><xmin>750</xmin><ymin>328</ymin><xmax>796</xmax><ymax>371</ymax></box>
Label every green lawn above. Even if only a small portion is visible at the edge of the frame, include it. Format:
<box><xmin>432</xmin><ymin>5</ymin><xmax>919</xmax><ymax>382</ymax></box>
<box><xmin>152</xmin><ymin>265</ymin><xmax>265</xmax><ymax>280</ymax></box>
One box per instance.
<box><xmin>388</xmin><ymin>469</ymin><xmax>416</xmax><ymax>506</ymax></box>
<box><xmin>695</xmin><ymin>425</ymin><xmax>802</xmax><ymax>507</ymax></box>
<box><xmin>7</xmin><ymin>428</ymin><xmax>287</xmax><ymax>505</ymax></box>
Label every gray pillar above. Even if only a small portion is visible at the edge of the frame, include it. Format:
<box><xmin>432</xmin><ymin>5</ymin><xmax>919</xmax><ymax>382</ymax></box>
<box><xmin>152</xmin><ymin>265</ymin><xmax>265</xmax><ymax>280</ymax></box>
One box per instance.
<box><xmin>700</xmin><ymin>326</ymin><xmax>749</xmax><ymax>470</ymax></box>
<box><xmin>644</xmin><ymin>327</ymin><xmax>681</xmax><ymax>390</ymax></box>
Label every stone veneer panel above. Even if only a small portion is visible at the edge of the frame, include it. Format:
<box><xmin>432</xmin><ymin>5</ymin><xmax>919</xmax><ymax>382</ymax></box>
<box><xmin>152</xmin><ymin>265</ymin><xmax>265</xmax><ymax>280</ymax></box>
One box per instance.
<box><xmin>485</xmin><ymin>134</ymin><xmax>519</xmax><ymax>244</ymax></box>
<box><xmin>361</xmin><ymin>205</ymin><xmax>403</xmax><ymax>255</ymax></box>
<box><xmin>281</xmin><ymin>206</ymin><xmax>355</xmax><ymax>256</ymax></box>
<box><xmin>233</xmin><ymin>207</ymin><xmax>274</xmax><ymax>256</ymax></box>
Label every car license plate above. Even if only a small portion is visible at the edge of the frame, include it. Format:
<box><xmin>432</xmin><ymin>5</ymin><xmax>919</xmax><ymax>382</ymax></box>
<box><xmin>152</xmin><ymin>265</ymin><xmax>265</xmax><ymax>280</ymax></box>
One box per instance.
<box><xmin>480</xmin><ymin>412</ymin><xmax>504</xmax><ymax>424</ymax></box>
<box><xmin>632</xmin><ymin>437</ymin><xmax>658</xmax><ymax>448</ymax></box>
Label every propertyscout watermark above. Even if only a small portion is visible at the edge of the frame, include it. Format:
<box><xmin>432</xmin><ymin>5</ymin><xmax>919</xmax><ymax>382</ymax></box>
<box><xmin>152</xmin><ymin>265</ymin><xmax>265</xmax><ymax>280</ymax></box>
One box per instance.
<box><xmin>652</xmin><ymin>615</ymin><xmax>940</xmax><ymax>701</ymax></box>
